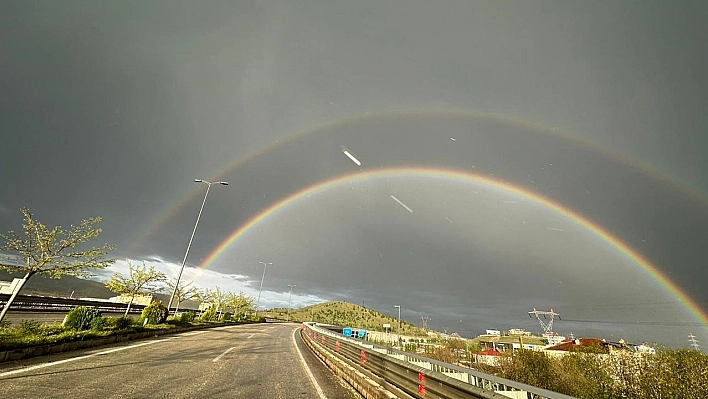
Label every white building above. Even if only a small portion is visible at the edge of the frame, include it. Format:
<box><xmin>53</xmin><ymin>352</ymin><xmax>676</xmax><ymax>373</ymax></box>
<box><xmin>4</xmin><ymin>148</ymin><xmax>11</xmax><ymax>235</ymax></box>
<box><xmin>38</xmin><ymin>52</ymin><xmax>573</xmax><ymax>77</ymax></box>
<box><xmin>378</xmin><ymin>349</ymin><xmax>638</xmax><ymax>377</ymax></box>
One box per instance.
<box><xmin>0</xmin><ymin>278</ymin><xmax>24</xmax><ymax>295</ymax></box>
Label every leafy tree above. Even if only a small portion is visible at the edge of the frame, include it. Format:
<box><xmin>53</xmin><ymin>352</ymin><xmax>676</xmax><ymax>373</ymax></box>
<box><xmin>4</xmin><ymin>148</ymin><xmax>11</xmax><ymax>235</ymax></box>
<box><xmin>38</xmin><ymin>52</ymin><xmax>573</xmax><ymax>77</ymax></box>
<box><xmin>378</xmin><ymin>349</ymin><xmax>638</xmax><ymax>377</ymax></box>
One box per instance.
<box><xmin>199</xmin><ymin>286</ymin><xmax>229</xmax><ymax>316</ymax></box>
<box><xmin>105</xmin><ymin>261</ymin><xmax>166</xmax><ymax>316</ymax></box>
<box><xmin>499</xmin><ymin>350</ymin><xmax>556</xmax><ymax>390</ymax></box>
<box><xmin>225</xmin><ymin>292</ymin><xmax>254</xmax><ymax>320</ymax></box>
<box><xmin>0</xmin><ymin>208</ymin><xmax>115</xmax><ymax>322</ymax></box>
<box><xmin>200</xmin><ymin>306</ymin><xmax>218</xmax><ymax>322</ymax></box>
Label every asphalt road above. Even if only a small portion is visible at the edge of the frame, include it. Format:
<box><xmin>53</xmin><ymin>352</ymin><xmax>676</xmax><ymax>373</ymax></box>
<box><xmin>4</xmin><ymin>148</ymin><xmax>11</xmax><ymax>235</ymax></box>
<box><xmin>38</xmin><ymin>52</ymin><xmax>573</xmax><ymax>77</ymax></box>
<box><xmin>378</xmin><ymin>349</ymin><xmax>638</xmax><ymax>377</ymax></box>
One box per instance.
<box><xmin>0</xmin><ymin>323</ymin><xmax>358</xmax><ymax>399</ymax></box>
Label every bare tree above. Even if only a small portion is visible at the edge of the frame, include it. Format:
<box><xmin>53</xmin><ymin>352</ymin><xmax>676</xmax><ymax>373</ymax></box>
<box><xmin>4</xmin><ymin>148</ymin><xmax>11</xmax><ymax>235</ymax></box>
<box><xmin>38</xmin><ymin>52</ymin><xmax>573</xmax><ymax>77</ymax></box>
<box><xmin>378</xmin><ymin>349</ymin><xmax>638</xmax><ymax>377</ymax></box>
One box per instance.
<box><xmin>0</xmin><ymin>208</ymin><xmax>115</xmax><ymax>322</ymax></box>
<box><xmin>164</xmin><ymin>279</ymin><xmax>200</xmax><ymax>313</ymax></box>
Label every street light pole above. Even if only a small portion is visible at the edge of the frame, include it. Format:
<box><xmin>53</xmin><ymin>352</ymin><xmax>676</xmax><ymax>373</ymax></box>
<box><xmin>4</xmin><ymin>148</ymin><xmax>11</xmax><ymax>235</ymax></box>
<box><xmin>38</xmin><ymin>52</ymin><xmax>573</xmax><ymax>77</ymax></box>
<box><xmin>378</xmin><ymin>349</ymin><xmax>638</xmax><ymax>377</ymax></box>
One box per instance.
<box><xmin>287</xmin><ymin>284</ymin><xmax>296</xmax><ymax>322</ymax></box>
<box><xmin>255</xmin><ymin>261</ymin><xmax>272</xmax><ymax>317</ymax></box>
<box><xmin>394</xmin><ymin>305</ymin><xmax>401</xmax><ymax>346</ymax></box>
<box><xmin>168</xmin><ymin>179</ymin><xmax>228</xmax><ymax>315</ymax></box>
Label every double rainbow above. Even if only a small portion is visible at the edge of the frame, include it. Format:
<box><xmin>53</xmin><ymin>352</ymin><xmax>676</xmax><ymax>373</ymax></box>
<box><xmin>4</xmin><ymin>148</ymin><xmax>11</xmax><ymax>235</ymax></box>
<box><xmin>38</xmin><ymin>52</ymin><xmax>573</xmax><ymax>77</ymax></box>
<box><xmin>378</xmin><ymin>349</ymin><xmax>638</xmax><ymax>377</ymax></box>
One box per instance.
<box><xmin>198</xmin><ymin>166</ymin><xmax>708</xmax><ymax>328</ymax></box>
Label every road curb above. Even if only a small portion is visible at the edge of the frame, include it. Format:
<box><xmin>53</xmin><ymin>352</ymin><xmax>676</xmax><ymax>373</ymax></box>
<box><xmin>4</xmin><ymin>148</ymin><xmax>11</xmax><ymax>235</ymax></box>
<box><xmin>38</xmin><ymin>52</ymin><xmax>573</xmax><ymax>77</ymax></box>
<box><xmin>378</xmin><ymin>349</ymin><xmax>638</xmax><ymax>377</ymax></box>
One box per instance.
<box><xmin>0</xmin><ymin>322</ymin><xmax>248</xmax><ymax>363</ymax></box>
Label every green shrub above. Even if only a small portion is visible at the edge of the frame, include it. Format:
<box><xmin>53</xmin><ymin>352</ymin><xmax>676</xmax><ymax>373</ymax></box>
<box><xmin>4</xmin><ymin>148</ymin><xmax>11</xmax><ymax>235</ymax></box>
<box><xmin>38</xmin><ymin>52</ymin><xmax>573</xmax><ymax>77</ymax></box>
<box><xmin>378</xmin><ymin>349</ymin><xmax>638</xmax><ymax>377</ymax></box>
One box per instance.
<box><xmin>114</xmin><ymin>316</ymin><xmax>133</xmax><ymax>329</ymax></box>
<box><xmin>166</xmin><ymin>317</ymin><xmax>190</xmax><ymax>327</ymax></box>
<box><xmin>90</xmin><ymin>316</ymin><xmax>108</xmax><ymax>330</ymax></box>
<box><xmin>141</xmin><ymin>301</ymin><xmax>168</xmax><ymax>325</ymax></box>
<box><xmin>18</xmin><ymin>320</ymin><xmax>43</xmax><ymax>335</ymax></box>
<box><xmin>63</xmin><ymin>306</ymin><xmax>102</xmax><ymax>331</ymax></box>
<box><xmin>219</xmin><ymin>312</ymin><xmax>232</xmax><ymax>322</ymax></box>
<box><xmin>39</xmin><ymin>324</ymin><xmax>65</xmax><ymax>336</ymax></box>
<box><xmin>0</xmin><ymin>319</ymin><xmax>11</xmax><ymax>329</ymax></box>
<box><xmin>179</xmin><ymin>311</ymin><xmax>195</xmax><ymax>322</ymax></box>
<box><xmin>200</xmin><ymin>307</ymin><xmax>217</xmax><ymax>322</ymax></box>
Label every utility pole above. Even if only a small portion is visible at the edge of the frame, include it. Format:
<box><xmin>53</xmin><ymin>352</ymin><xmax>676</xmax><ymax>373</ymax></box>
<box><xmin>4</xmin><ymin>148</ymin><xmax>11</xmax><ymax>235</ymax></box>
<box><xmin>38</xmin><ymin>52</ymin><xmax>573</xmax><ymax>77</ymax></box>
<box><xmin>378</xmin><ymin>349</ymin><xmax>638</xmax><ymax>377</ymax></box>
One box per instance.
<box><xmin>287</xmin><ymin>284</ymin><xmax>296</xmax><ymax>322</ymax></box>
<box><xmin>688</xmin><ymin>333</ymin><xmax>701</xmax><ymax>351</ymax></box>
<box><xmin>394</xmin><ymin>305</ymin><xmax>401</xmax><ymax>347</ymax></box>
<box><xmin>255</xmin><ymin>261</ymin><xmax>272</xmax><ymax>317</ymax></box>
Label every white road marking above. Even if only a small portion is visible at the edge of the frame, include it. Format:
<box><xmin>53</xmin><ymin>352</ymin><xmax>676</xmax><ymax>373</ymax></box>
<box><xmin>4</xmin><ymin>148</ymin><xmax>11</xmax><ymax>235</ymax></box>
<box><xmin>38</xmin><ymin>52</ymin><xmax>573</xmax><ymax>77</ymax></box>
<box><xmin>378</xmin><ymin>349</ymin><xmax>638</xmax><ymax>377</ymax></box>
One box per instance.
<box><xmin>390</xmin><ymin>195</ymin><xmax>413</xmax><ymax>213</ymax></box>
<box><xmin>444</xmin><ymin>216</ymin><xmax>453</xmax><ymax>223</ymax></box>
<box><xmin>547</xmin><ymin>227</ymin><xmax>564</xmax><ymax>232</ymax></box>
<box><xmin>212</xmin><ymin>347</ymin><xmax>236</xmax><ymax>362</ymax></box>
<box><xmin>213</xmin><ymin>324</ymin><xmax>242</xmax><ymax>331</ymax></box>
<box><xmin>0</xmin><ymin>338</ymin><xmax>172</xmax><ymax>379</ymax></box>
<box><xmin>247</xmin><ymin>333</ymin><xmax>255</xmax><ymax>339</ymax></box>
<box><xmin>292</xmin><ymin>329</ymin><xmax>328</xmax><ymax>399</ymax></box>
<box><xmin>181</xmin><ymin>330</ymin><xmax>209</xmax><ymax>336</ymax></box>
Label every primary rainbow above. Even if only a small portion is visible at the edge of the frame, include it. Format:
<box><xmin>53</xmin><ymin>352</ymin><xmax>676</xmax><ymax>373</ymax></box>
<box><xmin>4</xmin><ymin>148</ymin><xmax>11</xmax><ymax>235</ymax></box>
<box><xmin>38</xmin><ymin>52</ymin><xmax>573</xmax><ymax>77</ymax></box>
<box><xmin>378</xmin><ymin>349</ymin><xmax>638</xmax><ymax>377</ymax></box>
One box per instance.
<box><xmin>198</xmin><ymin>166</ymin><xmax>708</xmax><ymax>328</ymax></box>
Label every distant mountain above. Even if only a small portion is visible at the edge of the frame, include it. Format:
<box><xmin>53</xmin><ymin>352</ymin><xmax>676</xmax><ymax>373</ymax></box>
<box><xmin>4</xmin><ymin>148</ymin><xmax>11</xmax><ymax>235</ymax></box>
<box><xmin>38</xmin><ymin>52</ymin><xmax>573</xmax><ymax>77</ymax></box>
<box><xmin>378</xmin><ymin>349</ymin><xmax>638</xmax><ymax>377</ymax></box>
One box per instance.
<box><xmin>267</xmin><ymin>301</ymin><xmax>430</xmax><ymax>336</ymax></box>
<box><xmin>0</xmin><ymin>270</ymin><xmax>115</xmax><ymax>299</ymax></box>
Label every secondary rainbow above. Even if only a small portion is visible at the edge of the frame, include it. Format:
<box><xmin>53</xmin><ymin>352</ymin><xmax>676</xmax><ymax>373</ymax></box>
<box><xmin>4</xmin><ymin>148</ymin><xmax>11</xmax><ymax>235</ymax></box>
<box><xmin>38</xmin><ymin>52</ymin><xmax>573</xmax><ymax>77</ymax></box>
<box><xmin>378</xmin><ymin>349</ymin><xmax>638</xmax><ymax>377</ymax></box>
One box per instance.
<box><xmin>128</xmin><ymin>108</ymin><xmax>708</xmax><ymax>255</ymax></box>
<box><xmin>199</xmin><ymin>166</ymin><xmax>708</xmax><ymax>328</ymax></box>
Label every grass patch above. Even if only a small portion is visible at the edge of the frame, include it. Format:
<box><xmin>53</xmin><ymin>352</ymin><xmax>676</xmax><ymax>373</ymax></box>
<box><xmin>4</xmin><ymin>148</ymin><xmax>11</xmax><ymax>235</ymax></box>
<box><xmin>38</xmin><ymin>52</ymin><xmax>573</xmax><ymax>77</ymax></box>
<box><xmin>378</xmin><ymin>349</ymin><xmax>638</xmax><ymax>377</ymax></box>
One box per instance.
<box><xmin>0</xmin><ymin>317</ymin><xmax>247</xmax><ymax>351</ymax></box>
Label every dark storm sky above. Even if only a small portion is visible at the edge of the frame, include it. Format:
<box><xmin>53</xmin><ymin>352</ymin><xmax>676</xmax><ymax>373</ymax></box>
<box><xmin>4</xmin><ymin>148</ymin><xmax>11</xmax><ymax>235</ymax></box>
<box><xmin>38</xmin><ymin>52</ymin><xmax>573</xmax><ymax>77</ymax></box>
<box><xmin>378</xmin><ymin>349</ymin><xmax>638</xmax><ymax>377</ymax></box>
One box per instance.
<box><xmin>1</xmin><ymin>1</ymin><xmax>706</xmax><ymax>347</ymax></box>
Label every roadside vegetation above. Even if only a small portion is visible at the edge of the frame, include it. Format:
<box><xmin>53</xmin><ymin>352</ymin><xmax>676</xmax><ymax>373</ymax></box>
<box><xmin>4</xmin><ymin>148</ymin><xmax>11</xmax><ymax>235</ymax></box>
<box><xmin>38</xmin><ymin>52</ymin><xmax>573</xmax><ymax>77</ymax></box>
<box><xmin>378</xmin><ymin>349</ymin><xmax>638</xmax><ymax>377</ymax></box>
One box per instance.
<box><xmin>491</xmin><ymin>347</ymin><xmax>708</xmax><ymax>399</ymax></box>
<box><xmin>0</xmin><ymin>300</ymin><xmax>261</xmax><ymax>351</ymax></box>
<box><xmin>409</xmin><ymin>337</ymin><xmax>708</xmax><ymax>399</ymax></box>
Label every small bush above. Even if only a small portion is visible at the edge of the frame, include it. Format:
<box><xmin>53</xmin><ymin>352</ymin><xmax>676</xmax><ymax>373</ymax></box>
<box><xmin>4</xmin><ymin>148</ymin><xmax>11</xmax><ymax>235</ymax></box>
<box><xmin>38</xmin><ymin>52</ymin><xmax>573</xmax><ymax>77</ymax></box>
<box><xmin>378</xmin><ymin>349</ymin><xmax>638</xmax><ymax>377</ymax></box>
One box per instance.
<box><xmin>166</xmin><ymin>317</ymin><xmax>190</xmax><ymax>327</ymax></box>
<box><xmin>39</xmin><ymin>324</ymin><xmax>65</xmax><ymax>336</ymax></box>
<box><xmin>63</xmin><ymin>306</ymin><xmax>102</xmax><ymax>331</ymax></box>
<box><xmin>18</xmin><ymin>320</ymin><xmax>43</xmax><ymax>335</ymax></box>
<box><xmin>200</xmin><ymin>307</ymin><xmax>217</xmax><ymax>322</ymax></box>
<box><xmin>91</xmin><ymin>316</ymin><xmax>108</xmax><ymax>330</ymax></box>
<box><xmin>179</xmin><ymin>311</ymin><xmax>195</xmax><ymax>322</ymax></box>
<box><xmin>114</xmin><ymin>316</ymin><xmax>133</xmax><ymax>329</ymax></box>
<box><xmin>219</xmin><ymin>312</ymin><xmax>232</xmax><ymax>322</ymax></box>
<box><xmin>141</xmin><ymin>301</ymin><xmax>168</xmax><ymax>325</ymax></box>
<box><xmin>0</xmin><ymin>319</ymin><xmax>12</xmax><ymax>329</ymax></box>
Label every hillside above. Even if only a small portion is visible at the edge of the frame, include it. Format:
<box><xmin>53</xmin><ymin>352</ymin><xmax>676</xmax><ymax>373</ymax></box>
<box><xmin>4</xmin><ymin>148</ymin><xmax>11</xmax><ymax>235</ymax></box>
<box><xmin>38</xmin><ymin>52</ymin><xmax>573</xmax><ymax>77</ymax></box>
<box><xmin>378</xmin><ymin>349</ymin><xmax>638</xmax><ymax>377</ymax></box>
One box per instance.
<box><xmin>268</xmin><ymin>301</ymin><xmax>430</xmax><ymax>337</ymax></box>
<box><xmin>0</xmin><ymin>270</ymin><xmax>115</xmax><ymax>298</ymax></box>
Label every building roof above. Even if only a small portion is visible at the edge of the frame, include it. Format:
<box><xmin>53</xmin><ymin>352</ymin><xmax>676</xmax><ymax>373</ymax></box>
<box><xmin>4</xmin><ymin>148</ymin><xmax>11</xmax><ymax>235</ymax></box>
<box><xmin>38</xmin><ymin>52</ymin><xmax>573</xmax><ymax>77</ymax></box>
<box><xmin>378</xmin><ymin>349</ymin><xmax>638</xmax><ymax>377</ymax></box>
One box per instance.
<box><xmin>545</xmin><ymin>338</ymin><xmax>609</xmax><ymax>352</ymax></box>
<box><xmin>477</xmin><ymin>349</ymin><xmax>502</xmax><ymax>356</ymax></box>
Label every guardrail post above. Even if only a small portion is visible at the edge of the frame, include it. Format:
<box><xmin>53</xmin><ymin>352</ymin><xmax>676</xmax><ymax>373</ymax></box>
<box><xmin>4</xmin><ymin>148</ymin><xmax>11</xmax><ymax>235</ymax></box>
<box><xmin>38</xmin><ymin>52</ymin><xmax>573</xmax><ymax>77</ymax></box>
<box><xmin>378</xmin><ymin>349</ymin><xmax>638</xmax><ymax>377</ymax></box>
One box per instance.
<box><xmin>418</xmin><ymin>372</ymin><xmax>426</xmax><ymax>396</ymax></box>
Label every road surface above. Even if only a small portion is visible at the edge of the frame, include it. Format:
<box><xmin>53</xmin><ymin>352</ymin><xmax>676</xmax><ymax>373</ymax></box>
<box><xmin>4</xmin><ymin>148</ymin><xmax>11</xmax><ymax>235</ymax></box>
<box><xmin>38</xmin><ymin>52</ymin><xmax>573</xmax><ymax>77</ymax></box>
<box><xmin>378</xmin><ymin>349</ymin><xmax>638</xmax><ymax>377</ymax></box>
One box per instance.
<box><xmin>0</xmin><ymin>323</ymin><xmax>357</xmax><ymax>399</ymax></box>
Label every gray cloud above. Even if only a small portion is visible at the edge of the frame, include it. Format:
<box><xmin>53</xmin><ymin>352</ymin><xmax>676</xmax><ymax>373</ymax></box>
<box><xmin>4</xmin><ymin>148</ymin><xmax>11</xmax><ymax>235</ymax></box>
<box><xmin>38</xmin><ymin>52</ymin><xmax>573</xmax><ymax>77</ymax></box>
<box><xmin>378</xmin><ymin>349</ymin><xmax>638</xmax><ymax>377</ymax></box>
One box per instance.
<box><xmin>1</xmin><ymin>1</ymin><xmax>706</xmax><ymax>348</ymax></box>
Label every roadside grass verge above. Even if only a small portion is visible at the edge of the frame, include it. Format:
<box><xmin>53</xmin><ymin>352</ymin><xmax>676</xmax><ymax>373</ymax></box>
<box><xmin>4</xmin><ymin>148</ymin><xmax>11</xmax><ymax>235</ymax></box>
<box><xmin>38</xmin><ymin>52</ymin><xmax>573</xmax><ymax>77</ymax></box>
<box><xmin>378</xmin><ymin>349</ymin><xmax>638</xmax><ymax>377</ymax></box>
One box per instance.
<box><xmin>0</xmin><ymin>316</ymin><xmax>251</xmax><ymax>351</ymax></box>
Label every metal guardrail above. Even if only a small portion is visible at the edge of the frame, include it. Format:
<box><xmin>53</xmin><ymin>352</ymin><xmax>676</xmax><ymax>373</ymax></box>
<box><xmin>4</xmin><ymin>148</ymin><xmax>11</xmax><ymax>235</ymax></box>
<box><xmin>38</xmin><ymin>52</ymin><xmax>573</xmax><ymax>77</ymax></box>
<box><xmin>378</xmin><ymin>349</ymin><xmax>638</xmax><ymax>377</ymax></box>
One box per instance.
<box><xmin>302</xmin><ymin>322</ymin><xmax>576</xmax><ymax>399</ymax></box>
<box><xmin>0</xmin><ymin>294</ymin><xmax>147</xmax><ymax>314</ymax></box>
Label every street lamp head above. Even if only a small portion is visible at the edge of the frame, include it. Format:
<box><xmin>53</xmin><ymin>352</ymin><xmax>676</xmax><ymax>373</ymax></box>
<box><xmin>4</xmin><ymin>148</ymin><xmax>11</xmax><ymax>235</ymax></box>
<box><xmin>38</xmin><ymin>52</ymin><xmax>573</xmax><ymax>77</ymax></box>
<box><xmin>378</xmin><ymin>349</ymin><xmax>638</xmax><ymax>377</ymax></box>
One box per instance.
<box><xmin>219</xmin><ymin>181</ymin><xmax>229</xmax><ymax>185</ymax></box>
<box><xmin>194</xmin><ymin>179</ymin><xmax>203</xmax><ymax>183</ymax></box>
<box><xmin>394</xmin><ymin>305</ymin><xmax>401</xmax><ymax>308</ymax></box>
